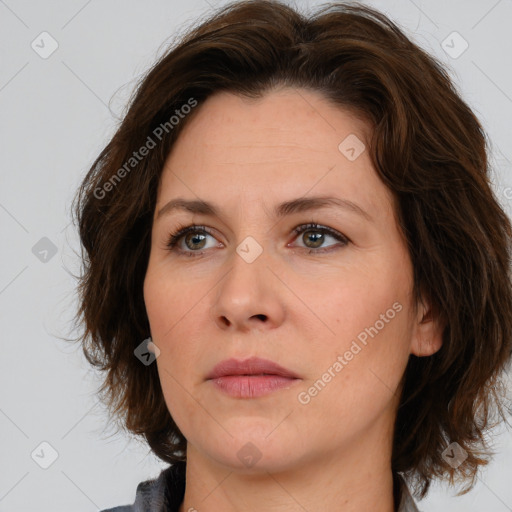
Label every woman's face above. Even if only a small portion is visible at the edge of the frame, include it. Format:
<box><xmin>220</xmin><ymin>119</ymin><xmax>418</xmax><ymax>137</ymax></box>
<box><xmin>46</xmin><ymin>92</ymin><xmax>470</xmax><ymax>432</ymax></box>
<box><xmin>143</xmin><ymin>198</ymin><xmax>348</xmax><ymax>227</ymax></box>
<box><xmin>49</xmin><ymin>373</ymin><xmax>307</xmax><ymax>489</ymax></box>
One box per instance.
<box><xmin>143</xmin><ymin>87</ymin><xmax>439</xmax><ymax>472</ymax></box>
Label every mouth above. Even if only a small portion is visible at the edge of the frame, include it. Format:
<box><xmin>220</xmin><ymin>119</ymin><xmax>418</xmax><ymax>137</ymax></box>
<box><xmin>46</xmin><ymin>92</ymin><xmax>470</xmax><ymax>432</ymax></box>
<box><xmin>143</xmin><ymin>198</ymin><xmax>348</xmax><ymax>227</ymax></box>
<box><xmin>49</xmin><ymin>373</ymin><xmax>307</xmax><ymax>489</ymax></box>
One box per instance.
<box><xmin>206</xmin><ymin>357</ymin><xmax>301</xmax><ymax>398</ymax></box>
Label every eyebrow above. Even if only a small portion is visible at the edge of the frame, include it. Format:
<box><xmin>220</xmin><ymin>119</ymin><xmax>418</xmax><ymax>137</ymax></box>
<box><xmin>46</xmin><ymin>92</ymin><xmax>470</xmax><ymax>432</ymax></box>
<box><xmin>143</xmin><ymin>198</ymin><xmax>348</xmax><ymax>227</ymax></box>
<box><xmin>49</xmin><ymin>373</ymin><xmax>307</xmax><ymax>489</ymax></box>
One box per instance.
<box><xmin>157</xmin><ymin>195</ymin><xmax>373</xmax><ymax>223</ymax></box>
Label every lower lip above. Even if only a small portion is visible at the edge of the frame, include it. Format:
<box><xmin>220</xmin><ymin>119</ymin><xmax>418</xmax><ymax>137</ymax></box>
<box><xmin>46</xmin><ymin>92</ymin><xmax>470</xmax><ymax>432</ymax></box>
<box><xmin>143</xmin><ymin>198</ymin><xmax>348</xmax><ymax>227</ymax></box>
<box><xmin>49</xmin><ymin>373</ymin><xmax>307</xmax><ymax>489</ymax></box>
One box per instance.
<box><xmin>209</xmin><ymin>375</ymin><xmax>300</xmax><ymax>398</ymax></box>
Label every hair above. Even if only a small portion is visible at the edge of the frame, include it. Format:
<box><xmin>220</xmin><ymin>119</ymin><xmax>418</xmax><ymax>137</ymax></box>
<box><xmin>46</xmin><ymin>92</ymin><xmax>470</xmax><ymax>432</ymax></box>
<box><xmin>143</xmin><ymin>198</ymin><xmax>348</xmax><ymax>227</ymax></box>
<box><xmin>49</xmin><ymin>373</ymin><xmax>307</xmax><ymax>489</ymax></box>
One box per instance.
<box><xmin>71</xmin><ymin>0</ymin><xmax>512</xmax><ymax>499</ymax></box>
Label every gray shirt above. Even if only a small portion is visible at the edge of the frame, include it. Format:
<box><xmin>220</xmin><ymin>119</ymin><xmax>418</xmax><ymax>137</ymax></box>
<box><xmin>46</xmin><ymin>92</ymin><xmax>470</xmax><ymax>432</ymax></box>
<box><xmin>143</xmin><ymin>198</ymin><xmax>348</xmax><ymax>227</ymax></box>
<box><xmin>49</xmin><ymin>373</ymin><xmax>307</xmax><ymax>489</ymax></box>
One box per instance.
<box><xmin>101</xmin><ymin>461</ymin><xmax>419</xmax><ymax>512</ymax></box>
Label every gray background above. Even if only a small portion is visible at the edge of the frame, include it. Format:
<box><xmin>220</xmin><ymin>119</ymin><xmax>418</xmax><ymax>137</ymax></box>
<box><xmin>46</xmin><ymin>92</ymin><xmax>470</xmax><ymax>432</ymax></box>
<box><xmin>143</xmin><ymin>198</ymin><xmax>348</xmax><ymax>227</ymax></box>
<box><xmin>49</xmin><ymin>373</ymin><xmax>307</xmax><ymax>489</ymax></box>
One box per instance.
<box><xmin>1</xmin><ymin>0</ymin><xmax>512</xmax><ymax>510</ymax></box>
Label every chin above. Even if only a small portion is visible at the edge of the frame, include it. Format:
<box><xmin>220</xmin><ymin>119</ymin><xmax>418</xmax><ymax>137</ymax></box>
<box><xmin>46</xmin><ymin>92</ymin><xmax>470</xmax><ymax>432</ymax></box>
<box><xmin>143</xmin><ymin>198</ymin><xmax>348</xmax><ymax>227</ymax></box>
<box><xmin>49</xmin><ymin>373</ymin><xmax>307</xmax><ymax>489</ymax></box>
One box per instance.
<box><xmin>212</xmin><ymin>446</ymin><xmax>301</xmax><ymax>475</ymax></box>
<box><xmin>195</xmin><ymin>422</ymin><xmax>302</xmax><ymax>473</ymax></box>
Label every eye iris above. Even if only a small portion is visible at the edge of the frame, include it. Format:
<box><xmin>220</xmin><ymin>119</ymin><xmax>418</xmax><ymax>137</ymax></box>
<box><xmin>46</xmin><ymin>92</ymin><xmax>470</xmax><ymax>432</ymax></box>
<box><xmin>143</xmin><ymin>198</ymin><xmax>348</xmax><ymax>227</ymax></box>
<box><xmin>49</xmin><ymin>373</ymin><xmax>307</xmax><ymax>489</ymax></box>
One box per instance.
<box><xmin>303</xmin><ymin>230</ymin><xmax>324</xmax><ymax>248</ymax></box>
<box><xmin>185</xmin><ymin>232</ymin><xmax>207</xmax><ymax>250</ymax></box>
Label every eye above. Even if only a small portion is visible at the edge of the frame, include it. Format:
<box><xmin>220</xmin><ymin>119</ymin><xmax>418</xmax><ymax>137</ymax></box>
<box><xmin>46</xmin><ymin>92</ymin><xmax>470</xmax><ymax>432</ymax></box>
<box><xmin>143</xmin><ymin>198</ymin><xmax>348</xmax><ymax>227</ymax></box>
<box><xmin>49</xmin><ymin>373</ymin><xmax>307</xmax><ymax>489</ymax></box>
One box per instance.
<box><xmin>165</xmin><ymin>222</ymin><xmax>349</xmax><ymax>257</ymax></box>
<box><xmin>166</xmin><ymin>224</ymin><xmax>220</xmax><ymax>256</ymax></box>
<box><xmin>290</xmin><ymin>223</ymin><xmax>349</xmax><ymax>253</ymax></box>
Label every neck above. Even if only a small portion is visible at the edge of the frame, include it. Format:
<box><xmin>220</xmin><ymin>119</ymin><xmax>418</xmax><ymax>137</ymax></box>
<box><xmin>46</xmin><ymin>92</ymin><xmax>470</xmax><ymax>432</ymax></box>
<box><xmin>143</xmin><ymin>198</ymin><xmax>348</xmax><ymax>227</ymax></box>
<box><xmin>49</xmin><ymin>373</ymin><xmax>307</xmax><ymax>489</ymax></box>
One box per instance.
<box><xmin>178</xmin><ymin>426</ymin><xmax>396</xmax><ymax>512</ymax></box>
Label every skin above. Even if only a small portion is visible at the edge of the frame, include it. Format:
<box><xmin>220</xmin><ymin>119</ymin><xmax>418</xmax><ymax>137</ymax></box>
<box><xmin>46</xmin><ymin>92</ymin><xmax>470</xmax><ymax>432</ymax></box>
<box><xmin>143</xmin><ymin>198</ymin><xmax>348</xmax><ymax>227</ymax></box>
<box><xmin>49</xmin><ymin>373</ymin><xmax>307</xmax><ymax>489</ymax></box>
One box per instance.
<box><xmin>143</xmin><ymin>87</ymin><xmax>443</xmax><ymax>512</ymax></box>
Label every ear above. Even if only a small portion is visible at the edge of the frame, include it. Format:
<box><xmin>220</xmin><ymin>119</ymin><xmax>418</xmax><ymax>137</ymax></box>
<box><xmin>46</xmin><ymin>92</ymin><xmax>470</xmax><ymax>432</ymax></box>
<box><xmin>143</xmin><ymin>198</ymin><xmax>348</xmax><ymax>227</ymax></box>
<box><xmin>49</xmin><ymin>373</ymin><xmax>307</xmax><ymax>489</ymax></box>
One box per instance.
<box><xmin>410</xmin><ymin>296</ymin><xmax>444</xmax><ymax>357</ymax></box>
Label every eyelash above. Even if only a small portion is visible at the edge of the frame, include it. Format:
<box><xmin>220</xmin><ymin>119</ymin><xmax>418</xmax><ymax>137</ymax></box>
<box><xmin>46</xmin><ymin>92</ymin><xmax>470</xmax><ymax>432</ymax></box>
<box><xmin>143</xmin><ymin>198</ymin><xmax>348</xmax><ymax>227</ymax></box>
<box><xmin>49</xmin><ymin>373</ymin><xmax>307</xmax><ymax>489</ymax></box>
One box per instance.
<box><xmin>165</xmin><ymin>222</ymin><xmax>350</xmax><ymax>257</ymax></box>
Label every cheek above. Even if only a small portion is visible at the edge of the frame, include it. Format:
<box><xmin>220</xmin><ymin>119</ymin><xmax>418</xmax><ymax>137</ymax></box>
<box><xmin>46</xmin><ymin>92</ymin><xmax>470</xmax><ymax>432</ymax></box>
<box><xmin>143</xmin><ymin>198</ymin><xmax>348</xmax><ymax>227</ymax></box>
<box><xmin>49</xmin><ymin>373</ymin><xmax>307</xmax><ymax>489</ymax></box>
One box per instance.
<box><xmin>144</xmin><ymin>272</ymin><xmax>205</xmax><ymax>405</ymax></box>
<box><xmin>294</xmin><ymin>271</ymin><xmax>412</xmax><ymax>410</ymax></box>
<box><xmin>144</xmin><ymin>266</ymin><xmax>215</xmax><ymax>365</ymax></box>
<box><xmin>147</xmin><ymin>281</ymin><xmax>208</xmax><ymax>436</ymax></box>
<box><xmin>144</xmin><ymin>267</ymin><xmax>200</xmax><ymax>338</ymax></box>
<box><xmin>296</xmin><ymin>264</ymin><xmax>408</xmax><ymax>351</ymax></box>
<box><xmin>295</xmin><ymin>315</ymin><xmax>411</xmax><ymax>441</ymax></box>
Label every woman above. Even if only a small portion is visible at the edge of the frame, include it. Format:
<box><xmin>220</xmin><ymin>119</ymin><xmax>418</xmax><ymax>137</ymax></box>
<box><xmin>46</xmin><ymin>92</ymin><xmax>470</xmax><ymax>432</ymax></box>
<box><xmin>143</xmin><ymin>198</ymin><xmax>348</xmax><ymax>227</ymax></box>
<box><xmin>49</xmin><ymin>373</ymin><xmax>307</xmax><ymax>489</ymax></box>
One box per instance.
<box><xmin>72</xmin><ymin>1</ymin><xmax>512</xmax><ymax>511</ymax></box>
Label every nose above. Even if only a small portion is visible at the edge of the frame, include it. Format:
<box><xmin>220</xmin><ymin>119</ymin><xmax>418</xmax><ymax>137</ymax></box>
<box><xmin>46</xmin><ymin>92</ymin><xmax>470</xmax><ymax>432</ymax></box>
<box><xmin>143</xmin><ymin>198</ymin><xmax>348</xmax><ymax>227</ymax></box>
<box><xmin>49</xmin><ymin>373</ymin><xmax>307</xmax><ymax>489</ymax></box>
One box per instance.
<box><xmin>209</xmin><ymin>247</ymin><xmax>286</xmax><ymax>332</ymax></box>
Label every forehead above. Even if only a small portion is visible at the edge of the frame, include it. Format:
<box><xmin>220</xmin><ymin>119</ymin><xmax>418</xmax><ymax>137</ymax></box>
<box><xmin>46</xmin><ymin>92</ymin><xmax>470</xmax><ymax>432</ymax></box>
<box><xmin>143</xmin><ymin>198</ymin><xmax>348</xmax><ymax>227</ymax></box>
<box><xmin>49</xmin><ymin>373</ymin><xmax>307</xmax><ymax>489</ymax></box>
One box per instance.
<box><xmin>171</xmin><ymin>87</ymin><xmax>371</xmax><ymax>156</ymax></box>
<box><xmin>157</xmin><ymin>88</ymin><xmax>394</xmax><ymax>221</ymax></box>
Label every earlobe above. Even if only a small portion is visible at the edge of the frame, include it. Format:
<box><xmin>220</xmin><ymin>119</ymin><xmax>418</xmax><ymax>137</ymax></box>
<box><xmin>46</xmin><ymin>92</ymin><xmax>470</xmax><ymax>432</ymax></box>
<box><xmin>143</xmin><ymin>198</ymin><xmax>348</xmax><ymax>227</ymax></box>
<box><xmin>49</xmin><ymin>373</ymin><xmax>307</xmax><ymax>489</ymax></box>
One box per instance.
<box><xmin>410</xmin><ymin>300</ymin><xmax>444</xmax><ymax>357</ymax></box>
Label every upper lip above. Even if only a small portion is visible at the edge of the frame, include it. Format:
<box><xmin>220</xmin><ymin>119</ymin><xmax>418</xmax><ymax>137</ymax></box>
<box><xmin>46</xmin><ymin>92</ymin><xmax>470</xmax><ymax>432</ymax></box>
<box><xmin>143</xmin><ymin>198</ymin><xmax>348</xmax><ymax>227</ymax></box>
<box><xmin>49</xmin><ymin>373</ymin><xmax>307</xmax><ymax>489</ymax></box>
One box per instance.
<box><xmin>207</xmin><ymin>357</ymin><xmax>300</xmax><ymax>379</ymax></box>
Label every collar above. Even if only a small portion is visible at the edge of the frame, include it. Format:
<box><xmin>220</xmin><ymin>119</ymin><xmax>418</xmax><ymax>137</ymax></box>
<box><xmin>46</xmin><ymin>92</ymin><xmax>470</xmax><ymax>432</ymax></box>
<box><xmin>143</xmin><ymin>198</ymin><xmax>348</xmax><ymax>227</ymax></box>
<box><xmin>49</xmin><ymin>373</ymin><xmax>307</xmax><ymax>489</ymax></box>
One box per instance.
<box><xmin>394</xmin><ymin>472</ymin><xmax>420</xmax><ymax>512</ymax></box>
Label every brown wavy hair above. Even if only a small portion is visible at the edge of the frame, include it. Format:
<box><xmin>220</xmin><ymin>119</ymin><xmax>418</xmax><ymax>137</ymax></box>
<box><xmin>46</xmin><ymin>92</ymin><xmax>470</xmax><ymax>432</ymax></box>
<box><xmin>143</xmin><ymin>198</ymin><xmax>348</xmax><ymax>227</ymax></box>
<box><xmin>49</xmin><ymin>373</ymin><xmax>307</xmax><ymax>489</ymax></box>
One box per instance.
<box><xmin>71</xmin><ymin>0</ymin><xmax>512</xmax><ymax>499</ymax></box>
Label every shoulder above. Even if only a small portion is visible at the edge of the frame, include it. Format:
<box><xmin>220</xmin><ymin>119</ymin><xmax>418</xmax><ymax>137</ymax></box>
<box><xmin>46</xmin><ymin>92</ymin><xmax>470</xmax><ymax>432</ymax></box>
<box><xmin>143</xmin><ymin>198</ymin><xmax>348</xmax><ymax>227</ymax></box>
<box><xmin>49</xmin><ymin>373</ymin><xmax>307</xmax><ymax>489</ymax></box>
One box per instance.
<box><xmin>100</xmin><ymin>461</ymin><xmax>186</xmax><ymax>512</ymax></box>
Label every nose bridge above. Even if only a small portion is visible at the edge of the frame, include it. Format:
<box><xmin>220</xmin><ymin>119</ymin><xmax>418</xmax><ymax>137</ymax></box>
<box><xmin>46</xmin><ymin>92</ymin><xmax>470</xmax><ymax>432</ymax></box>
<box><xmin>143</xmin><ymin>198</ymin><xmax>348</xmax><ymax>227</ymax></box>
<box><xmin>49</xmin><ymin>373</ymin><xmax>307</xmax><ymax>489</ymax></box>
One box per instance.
<box><xmin>216</xmin><ymin>240</ymin><xmax>269</xmax><ymax>309</ymax></box>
